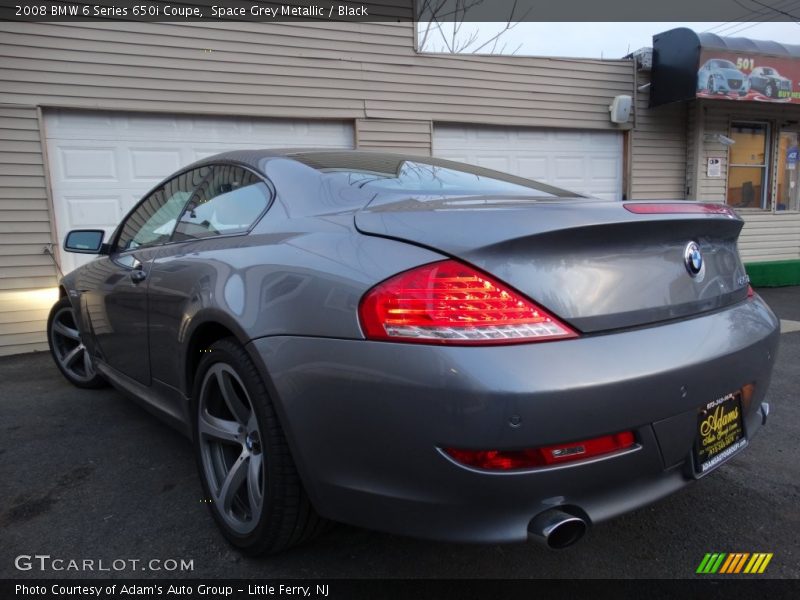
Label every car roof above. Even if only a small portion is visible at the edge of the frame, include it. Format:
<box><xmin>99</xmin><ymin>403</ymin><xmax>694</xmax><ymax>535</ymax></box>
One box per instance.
<box><xmin>182</xmin><ymin>148</ymin><xmax>438</xmax><ymax>173</ymax></box>
<box><xmin>182</xmin><ymin>149</ymin><xmax>579</xmax><ymax>197</ymax></box>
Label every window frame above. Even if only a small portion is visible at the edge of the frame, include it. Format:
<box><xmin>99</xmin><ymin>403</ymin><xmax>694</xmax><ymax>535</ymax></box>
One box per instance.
<box><xmin>773</xmin><ymin>125</ymin><xmax>800</xmax><ymax>214</ymax></box>
<box><xmin>111</xmin><ymin>183</ymin><xmax>184</xmax><ymax>254</ymax></box>
<box><xmin>110</xmin><ymin>161</ymin><xmax>275</xmax><ymax>255</ymax></box>
<box><xmin>726</xmin><ymin>119</ymin><xmax>772</xmax><ymax>211</ymax></box>
<box><xmin>170</xmin><ymin>164</ymin><xmax>275</xmax><ymax>242</ymax></box>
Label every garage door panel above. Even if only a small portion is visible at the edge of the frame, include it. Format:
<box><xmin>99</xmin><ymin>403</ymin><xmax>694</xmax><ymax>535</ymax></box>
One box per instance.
<box><xmin>474</xmin><ymin>128</ymin><xmax>511</xmax><ymax>141</ymax></box>
<box><xmin>588</xmin><ymin>131</ymin><xmax>621</xmax><ymax>148</ymax></box>
<box><xmin>123</xmin><ymin>114</ymin><xmax>181</xmax><ymax>134</ymax></box>
<box><xmin>46</xmin><ymin>109</ymin><xmax>354</xmax><ymax>273</ymax></box>
<box><xmin>553</xmin><ymin>156</ymin><xmax>584</xmax><ymax>179</ymax></box>
<box><xmin>129</xmin><ymin>148</ymin><xmax>184</xmax><ymax>182</ymax></box>
<box><xmin>58</xmin><ymin>146</ymin><xmax>117</xmax><ymax>181</ymax></box>
<box><xmin>517</xmin><ymin>157</ymin><xmax>548</xmax><ymax>180</ymax></box>
<box><xmin>433</xmin><ymin>124</ymin><xmax>621</xmax><ymax>200</ymax></box>
<box><xmin>433</xmin><ymin>128</ymin><xmax>468</xmax><ymax>144</ymax></box>
<box><xmin>65</xmin><ymin>195</ymin><xmax>121</xmax><ymax>228</ymax></box>
<box><xmin>48</xmin><ymin>111</ymin><xmax>114</xmax><ymax>133</ymax></box>
<box><xmin>515</xmin><ymin>130</ymin><xmax>549</xmax><ymax>142</ymax></box>
<box><xmin>554</xmin><ymin>131</ymin><xmax>584</xmax><ymax>143</ymax></box>
<box><xmin>590</xmin><ymin>157</ymin><xmax>620</xmax><ymax>178</ymax></box>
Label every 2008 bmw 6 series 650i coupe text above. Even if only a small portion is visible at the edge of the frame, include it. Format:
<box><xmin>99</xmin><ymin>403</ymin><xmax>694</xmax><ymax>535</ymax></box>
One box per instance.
<box><xmin>48</xmin><ymin>150</ymin><xmax>779</xmax><ymax>554</ymax></box>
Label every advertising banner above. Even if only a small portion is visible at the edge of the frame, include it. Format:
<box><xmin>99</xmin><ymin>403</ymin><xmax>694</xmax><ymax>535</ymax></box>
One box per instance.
<box><xmin>697</xmin><ymin>50</ymin><xmax>800</xmax><ymax>103</ymax></box>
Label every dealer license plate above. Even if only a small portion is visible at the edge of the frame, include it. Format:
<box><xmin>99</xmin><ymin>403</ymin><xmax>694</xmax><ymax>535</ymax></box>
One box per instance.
<box><xmin>693</xmin><ymin>392</ymin><xmax>747</xmax><ymax>475</ymax></box>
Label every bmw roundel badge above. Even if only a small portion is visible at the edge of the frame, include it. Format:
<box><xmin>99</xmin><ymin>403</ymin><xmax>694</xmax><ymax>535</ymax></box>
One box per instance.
<box><xmin>684</xmin><ymin>241</ymin><xmax>704</xmax><ymax>277</ymax></box>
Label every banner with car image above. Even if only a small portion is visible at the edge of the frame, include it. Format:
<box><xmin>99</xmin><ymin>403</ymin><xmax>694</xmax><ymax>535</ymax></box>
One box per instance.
<box><xmin>697</xmin><ymin>50</ymin><xmax>800</xmax><ymax>103</ymax></box>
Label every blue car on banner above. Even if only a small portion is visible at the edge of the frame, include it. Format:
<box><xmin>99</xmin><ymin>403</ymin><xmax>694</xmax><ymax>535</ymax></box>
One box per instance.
<box><xmin>698</xmin><ymin>59</ymin><xmax>749</xmax><ymax>96</ymax></box>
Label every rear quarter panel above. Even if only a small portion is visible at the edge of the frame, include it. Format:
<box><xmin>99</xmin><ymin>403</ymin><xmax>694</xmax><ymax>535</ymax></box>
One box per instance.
<box><xmin>146</xmin><ymin>214</ymin><xmax>444</xmax><ymax>394</ymax></box>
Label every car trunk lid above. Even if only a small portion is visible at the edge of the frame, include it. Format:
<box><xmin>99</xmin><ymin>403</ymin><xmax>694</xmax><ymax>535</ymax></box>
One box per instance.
<box><xmin>355</xmin><ymin>196</ymin><xmax>748</xmax><ymax>333</ymax></box>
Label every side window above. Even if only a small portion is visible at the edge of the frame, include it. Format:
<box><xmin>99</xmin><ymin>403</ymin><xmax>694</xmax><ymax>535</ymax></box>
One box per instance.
<box><xmin>115</xmin><ymin>167</ymin><xmax>210</xmax><ymax>251</ymax></box>
<box><xmin>172</xmin><ymin>165</ymin><xmax>270</xmax><ymax>241</ymax></box>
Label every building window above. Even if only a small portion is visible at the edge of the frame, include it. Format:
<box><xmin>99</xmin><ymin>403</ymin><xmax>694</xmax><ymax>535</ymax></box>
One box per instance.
<box><xmin>776</xmin><ymin>129</ymin><xmax>800</xmax><ymax>212</ymax></box>
<box><xmin>727</xmin><ymin>121</ymin><xmax>770</xmax><ymax>209</ymax></box>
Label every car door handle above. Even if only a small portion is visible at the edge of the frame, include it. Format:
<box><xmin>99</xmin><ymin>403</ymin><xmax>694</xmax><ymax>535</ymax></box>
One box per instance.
<box><xmin>130</xmin><ymin>268</ymin><xmax>147</xmax><ymax>283</ymax></box>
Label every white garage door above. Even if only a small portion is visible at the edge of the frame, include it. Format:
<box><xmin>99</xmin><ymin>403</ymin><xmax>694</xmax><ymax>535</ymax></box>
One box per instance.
<box><xmin>433</xmin><ymin>124</ymin><xmax>622</xmax><ymax>201</ymax></box>
<box><xmin>44</xmin><ymin>109</ymin><xmax>354</xmax><ymax>273</ymax></box>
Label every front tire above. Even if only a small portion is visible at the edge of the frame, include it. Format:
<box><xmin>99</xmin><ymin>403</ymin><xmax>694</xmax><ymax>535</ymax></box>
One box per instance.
<box><xmin>47</xmin><ymin>296</ymin><xmax>106</xmax><ymax>389</ymax></box>
<box><xmin>765</xmin><ymin>83</ymin><xmax>775</xmax><ymax>98</ymax></box>
<box><xmin>192</xmin><ymin>338</ymin><xmax>326</xmax><ymax>555</ymax></box>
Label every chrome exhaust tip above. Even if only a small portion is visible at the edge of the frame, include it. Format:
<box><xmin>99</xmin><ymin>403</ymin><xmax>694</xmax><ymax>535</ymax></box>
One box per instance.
<box><xmin>528</xmin><ymin>509</ymin><xmax>588</xmax><ymax>549</ymax></box>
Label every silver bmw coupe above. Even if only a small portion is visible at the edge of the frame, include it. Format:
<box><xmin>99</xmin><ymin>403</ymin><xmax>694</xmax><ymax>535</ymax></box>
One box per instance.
<box><xmin>48</xmin><ymin>150</ymin><xmax>779</xmax><ymax>553</ymax></box>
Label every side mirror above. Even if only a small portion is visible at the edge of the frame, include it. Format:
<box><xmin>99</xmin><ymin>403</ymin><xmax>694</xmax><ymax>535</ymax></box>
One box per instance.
<box><xmin>64</xmin><ymin>229</ymin><xmax>106</xmax><ymax>254</ymax></box>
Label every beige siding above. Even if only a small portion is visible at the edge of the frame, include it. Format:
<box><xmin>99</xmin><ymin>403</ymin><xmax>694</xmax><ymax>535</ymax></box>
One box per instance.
<box><xmin>0</xmin><ymin>22</ymin><xmax>633</xmax><ymax>130</ymax></box>
<box><xmin>630</xmin><ymin>70</ymin><xmax>687</xmax><ymax>199</ymax></box>
<box><xmin>0</xmin><ymin>105</ymin><xmax>57</xmax><ymax>355</ymax></box>
<box><xmin>685</xmin><ymin>101</ymin><xmax>699</xmax><ymax>197</ymax></box>
<box><xmin>0</xmin><ymin>105</ymin><xmax>56</xmax><ymax>287</ymax></box>
<box><xmin>685</xmin><ymin>100</ymin><xmax>800</xmax><ymax>262</ymax></box>
<box><xmin>356</xmin><ymin>119</ymin><xmax>431</xmax><ymax>155</ymax></box>
<box><xmin>739</xmin><ymin>212</ymin><xmax>800</xmax><ymax>262</ymax></box>
<box><xmin>0</xmin><ymin>289</ymin><xmax>58</xmax><ymax>356</ymax></box>
<box><xmin>696</xmin><ymin>107</ymin><xmax>730</xmax><ymax>201</ymax></box>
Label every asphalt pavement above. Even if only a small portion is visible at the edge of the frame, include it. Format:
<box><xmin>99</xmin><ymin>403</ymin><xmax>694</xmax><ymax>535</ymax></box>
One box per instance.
<box><xmin>1</xmin><ymin>288</ymin><xmax>798</xmax><ymax>579</ymax></box>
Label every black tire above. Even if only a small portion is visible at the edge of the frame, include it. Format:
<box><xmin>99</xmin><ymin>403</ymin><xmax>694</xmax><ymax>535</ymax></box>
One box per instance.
<box><xmin>707</xmin><ymin>76</ymin><xmax>716</xmax><ymax>94</ymax></box>
<box><xmin>191</xmin><ymin>337</ymin><xmax>327</xmax><ymax>555</ymax></box>
<box><xmin>47</xmin><ymin>296</ymin><xmax>107</xmax><ymax>389</ymax></box>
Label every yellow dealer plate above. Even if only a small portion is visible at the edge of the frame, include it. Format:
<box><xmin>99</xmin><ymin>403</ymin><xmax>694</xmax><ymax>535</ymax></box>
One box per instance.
<box><xmin>693</xmin><ymin>391</ymin><xmax>747</xmax><ymax>475</ymax></box>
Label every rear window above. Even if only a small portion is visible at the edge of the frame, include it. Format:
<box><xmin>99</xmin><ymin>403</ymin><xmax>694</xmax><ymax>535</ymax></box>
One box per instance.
<box><xmin>319</xmin><ymin>159</ymin><xmax>577</xmax><ymax>198</ymax></box>
<box><xmin>172</xmin><ymin>166</ymin><xmax>270</xmax><ymax>241</ymax></box>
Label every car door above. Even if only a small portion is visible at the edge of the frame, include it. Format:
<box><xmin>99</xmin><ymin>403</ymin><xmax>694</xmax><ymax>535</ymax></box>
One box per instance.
<box><xmin>146</xmin><ymin>164</ymin><xmax>273</xmax><ymax>390</ymax></box>
<box><xmin>82</xmin><ymin>166</ymin><xmax>210</xmax><ymax>384</ymax></box>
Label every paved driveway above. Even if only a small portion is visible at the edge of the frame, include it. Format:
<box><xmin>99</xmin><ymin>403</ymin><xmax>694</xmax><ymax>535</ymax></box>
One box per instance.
<box><xmin>1</xmin><ymin>289</ymin><xmax>798</xmax><ymax>579</ymax></box>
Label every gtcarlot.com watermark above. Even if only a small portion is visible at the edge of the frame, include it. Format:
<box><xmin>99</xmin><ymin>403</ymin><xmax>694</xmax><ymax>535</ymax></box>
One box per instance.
<box><xmin>14</xmin><ymin>554</ymin><xmax>194</xmax><ymax>572</ymax></box>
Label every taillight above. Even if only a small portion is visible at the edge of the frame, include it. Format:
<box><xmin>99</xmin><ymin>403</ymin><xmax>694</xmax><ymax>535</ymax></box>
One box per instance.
<box><xmin>444</xmin><ymin>431</ymin><xmax>636</xmax><ymax>471</ymax></box>
<box><xmin>747</xmin><ymin>284</ymin><xmax>756</xmax><ymax>298</ymax></box>
<box><xmin>358</xmin><ymin>260</ymin><xmax>577</xmax><ymax>345</ymax></box>
<box><xmin>623</xmin><ymin>202</ymin><xmax>737</xmax><ymax>217</ymax></box>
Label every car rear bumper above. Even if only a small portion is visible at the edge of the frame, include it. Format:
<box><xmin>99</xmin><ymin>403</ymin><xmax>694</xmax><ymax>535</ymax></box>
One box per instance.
<box><xmin>248</xmin><ymin>296</ymin><xmax>779</xmax><ymax>543</ymax></box>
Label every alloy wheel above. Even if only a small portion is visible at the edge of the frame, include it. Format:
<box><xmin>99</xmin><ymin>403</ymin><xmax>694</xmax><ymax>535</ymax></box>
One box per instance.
<box><xmin>50</xmin><ymin>306</ymin><xmax>96</xmax><ymax>383</ymax></box>
<box><xmin>198</xmin><ymin>363</ymin><xmax>265</xmax><ymax>535</ymax></box>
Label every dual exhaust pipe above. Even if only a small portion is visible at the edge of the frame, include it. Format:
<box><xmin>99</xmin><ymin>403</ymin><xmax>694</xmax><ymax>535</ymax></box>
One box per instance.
<box><xmin>528</xmin><ymin>508</ymin><xmax>588</xmax><ymax>549</ymax></box>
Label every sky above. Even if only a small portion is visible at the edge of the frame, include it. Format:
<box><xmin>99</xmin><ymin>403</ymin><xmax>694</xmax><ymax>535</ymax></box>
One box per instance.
<box><xmin>418</xmin><ymin>22</ymin><xmax>800</xmax><ymax>58</ymax></box>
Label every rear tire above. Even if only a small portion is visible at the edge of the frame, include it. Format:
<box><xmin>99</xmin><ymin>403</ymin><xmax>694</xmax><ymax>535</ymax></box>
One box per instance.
<box><xmin>191</xmin><ymin>337</ymin><xmax>327</xmax><ymax>555</ymax></box>
<box><xmin>47</xmin><ymin>296</ymin><xmax>106</xmax><ymax>389</ymax></box>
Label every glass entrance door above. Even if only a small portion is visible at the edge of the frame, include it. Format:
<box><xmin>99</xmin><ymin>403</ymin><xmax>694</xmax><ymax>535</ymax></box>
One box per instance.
<box><xmin>776</xmin><ymin>130</ymin><xmax>800</xmax><ymax>212</ymax></box>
